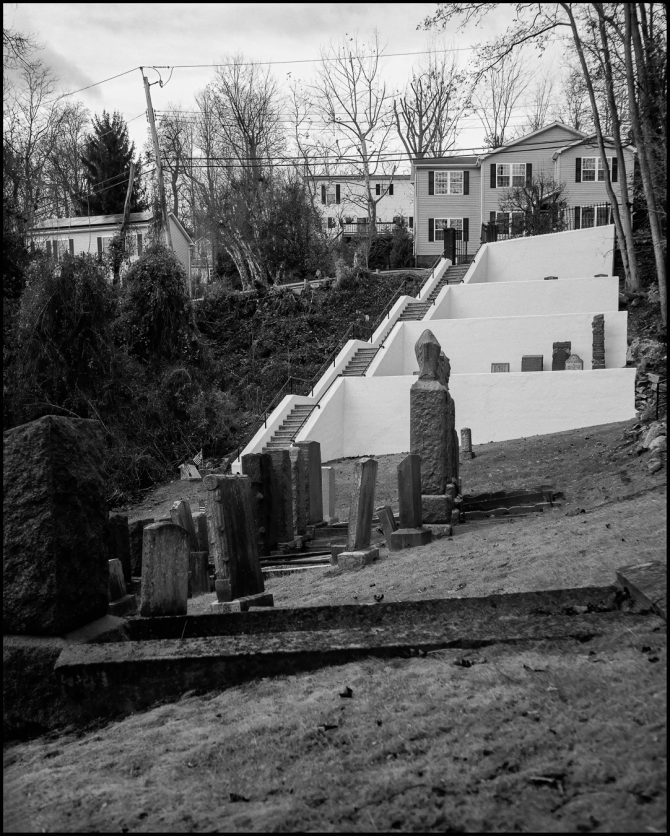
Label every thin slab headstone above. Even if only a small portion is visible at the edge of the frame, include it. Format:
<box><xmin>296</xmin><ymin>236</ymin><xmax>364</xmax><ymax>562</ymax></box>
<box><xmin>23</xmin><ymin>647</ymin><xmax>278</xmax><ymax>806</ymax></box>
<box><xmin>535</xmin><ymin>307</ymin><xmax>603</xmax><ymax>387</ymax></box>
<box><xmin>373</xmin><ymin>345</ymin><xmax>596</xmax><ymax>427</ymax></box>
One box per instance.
<box><xmin>521</xmin><ymin>355</ymin><xmax>543</xmax><ymax>372</ymax></box>
<box><xmin>491</xmin><ymin>363</ymin><xmax>510</xmax><ymax>373</ymax></box>
<box><xmin>296</xmin><ymin>440</ymin><xmax>324</xmax><ymax>524</ymax></box>
<box><xmin>321</xmin><ymin>466</ymin><xmax>338</xmax><ymax>523</ymax></box>
<box><xmin>192</xmin><ymin>510</ymin><xmax>210</xmax><ymax>554</ymax></box>
<box><xmin>592</xmin><ymin>314</ymin><xmax>605</xmax><ymax>369</ymax></box>
<box><xmin>241</xmin><ymin>451</ymin><xmax>279</xmax><ymax>555</ymax></box>
<box><xmin>552</xmin><ymin>341</ymin><xmax>572</xmax><ymax>371</ymax></box>
<box><xmin>461</xmin><ymin>428</ymin><xmax>472</xmax><ymax>453</ymax></box>
<box><xmin>189</xmin><ymin>551</ymin><xmax>210</xmax><ymax>596</ymax></box>
<box><xmin>268</xmin><ymin>448</ymin><xmax>294</xmax><ymax>542</ymax></box>
<box><xmin>140</xmin><ymin>521</ymin><xmax>189</xmax><ymax>617</ymax></box>
<box><xmin>203</xmin><ymin>473</ymin><xmax>265</xmax><ymax>602</ymax></box>
<box><xmin>108</xmin><ymin>558</ymin><xmax>127</xmax><ymax>602</ymax></box>
<box><xmin>565</xmin><ymin>354</ymin><xmax>584</xmax><ymax>370</ymax></box>
<box><xmin>397</xmin><ymin>454</ymin><xmax>422</xmax><ymax>529</ymax></box>
<box><xmin>288</xmin><ymin>446</ymin><xmax>307</xmax><ymax>537</ymax></box>
<box><xmin>169</xmin><ymin>500</ymin><xmax>199</xmax><ymax>551</ymax></box>
<box><xmin>376</xmin><ymin>505</ymin><xmax>399</xmax><ymax>549</ymax></box>
<box><xmin>347</xmin><ymin>458</ymin><xmax>378</xmax><ymax>551</ymax></box>
<box><xmin>108</xmin><ymin>513</ymin><xmax>132</xmax><ymax>584</ymax></box>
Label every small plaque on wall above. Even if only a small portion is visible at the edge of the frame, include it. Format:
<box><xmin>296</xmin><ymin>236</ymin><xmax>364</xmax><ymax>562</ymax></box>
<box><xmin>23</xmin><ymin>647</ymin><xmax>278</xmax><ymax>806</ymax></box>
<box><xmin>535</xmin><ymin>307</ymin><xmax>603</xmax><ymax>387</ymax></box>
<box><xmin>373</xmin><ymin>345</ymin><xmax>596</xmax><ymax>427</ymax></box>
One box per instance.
<box><xmin>521</xmin><ymin>355</ymin><xmax>543</xmax><ymax>372</ymax></box>
<box><xmin>491</xmin><ymin>363</ymin><xmax>510</xmax><ymax>373</ymax></box>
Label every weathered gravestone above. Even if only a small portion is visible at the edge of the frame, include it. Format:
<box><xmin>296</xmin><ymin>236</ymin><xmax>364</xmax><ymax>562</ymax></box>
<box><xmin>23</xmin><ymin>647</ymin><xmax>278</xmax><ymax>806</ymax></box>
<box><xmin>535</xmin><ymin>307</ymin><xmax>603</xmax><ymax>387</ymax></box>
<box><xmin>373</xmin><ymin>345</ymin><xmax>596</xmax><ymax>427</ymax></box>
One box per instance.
<box><xmin>203</xmin><ymin>474</ymin><xmax>265</xmax><ymax>602</ymax></box>
<box><xmin>552</xmin><ymin>341</ymin><xmax>572</xmax><ymax>371</ymax></box>
<box><xmin>521</xmin><ymin>355</ymin><xmax>543</xmax><ymax>372</ymax></box>
<box><xmin>179</xmin><ymin>463</ymin><xmax>202</xmax><ymax>480</ymax></box>
<box><xmin>268</xmin><ymin>448</ymin><xmax>294</xmax><ymax>543</ymax></box>
<box><xmin>189</xmin><ymin>552</ymin><xmax>210</xmax><ymax>596</ymax></box>
<box><xmin>460</xmin><ymin>427</ymin><xmax>475</xmax><ymax>460</ymax></box>
<box><xmin>321</xmin><ymin>466</ymin><xmax>338</xmax><ymax>523</ymax></box>
<box><xmin>108</xmin><ymin>559</ymin><xmax>127</xmax><ymax>602</ymax></box>
<box><xmin>191</xmin><ymin>510</ymin><xmax>210</xmax><ymax>554</ymax></box>
<box><xmin>241</xmin><ymin>451</ymin><xmax>279</xmax><ymax>555</ymax></box>
<box><xmin>169</xmin><ymin>500</ymin><xmax>199</xmax><ymax>552</ymax></box>
<box><xmin>390</xmin><ymin>454</ymin><xmax>432</xmax><ymax>550</ymax></box>
<box><xmin>129</xmin><ymin>518</ymin><xmax>154</xmax><ymax>578</ymax></box>
<box><xmin>107</xmin><ymin>513</ymin><xmax>132</xmax><ymax>584</ymax></box>
<box><xmin>376</xmin><ymin>504</ymin><xmax>399</xmax><ymax>550</ymax></box>
<box><xmin>288</xmin><ymin>445</ymin><xmax>307</xmax><ymax>537</ymax></box>
<box><xmin>140</xmin><ymin>522</ymin><xmax>189</xmax><ymax>616</ymax></box>
<box><xmin>337</xmin><ymin>458</ymin><xmax>379</xmax><ymax>569</ymax></box>
<box><xmin>565</xmin><ymin>353</ymin><xmax>584</xmax><ymax>370</ymax></box>
<box><xmin>592</xmin><ymin>314</ymin><xmax>605</xmax><ymax>369</ymax></box>
<box><xmin>491</xmin><ymin>363</ymin><xmax>510</xmax><ymax>373</ymax></box>
<box><xmin>296</xmin><ymin>440</ymin><xmax>324</xmax><ymax>525</ymax></box>
<box><xmin>3</xmin><ymin>415</ymin><xmax>109</xmax><ymax>636</ymax></box>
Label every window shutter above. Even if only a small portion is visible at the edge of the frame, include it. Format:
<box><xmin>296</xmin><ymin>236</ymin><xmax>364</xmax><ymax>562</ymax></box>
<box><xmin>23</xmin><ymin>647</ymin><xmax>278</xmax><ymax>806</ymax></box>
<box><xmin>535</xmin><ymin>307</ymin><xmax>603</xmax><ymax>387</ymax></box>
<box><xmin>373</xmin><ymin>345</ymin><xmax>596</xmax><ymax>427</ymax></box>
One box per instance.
<box><xmin>97</xmin><ymin>237</ymin><xmax>103</xmax><ymax>258</ymax></box>
<box><xmin>574</xmin><ymin>207</ymin><xmax>581</xmax><ymax>229</ymax></box>
<box><xmin>428</xmin><ymin>218</ymin><xmax>434</xmax><ymax>242</ymax></box>
<box><xmin>408</xmin><ymin>216</ymin><xmax>413</xmax><ymax>229</ymax></box>
<box><xmin>463</xmin><ymin>217</ymin><xmax>469</xmax><ymax>242</ymax></box>
<box><xmin>46</xmin><ymin>240</ymin><xmax>52</xmax><ymax>259</ymax></box>
<box><xmin>335</xmin><ymin>184</ymin><xmax>340</xmax><ymax>204</ymax></box>
<box><xmin>53</xmin><ymin>240</ymin><xmax>59</xmax><ymax>261</ymax></box>
<box><xmin>375</xmin><ymin>183</ymin><xmax>380</xmax><ymax>196</ymax></box>
<box><xmin>428</xmin><ymin>171</ymin><xmax>434</xmax><ymax>195</ymax></box>
<box><xmin>463</xmin><ymin>171</ymin><xmax>469</xmax><ymax>195</ymax></box>
<box><xmin>611</xmin><ymin>157</ymin><xmax>618</xmax><ymax>182</ymax></box>
<box><xmin>526</xmin><ymin>163</ymin><xmax>532</xmax><ymax>185</ymax></box>
<box><xmin>490</xmin><ymin>164</ymin><xmax>496</xmax><ymax>188</ymax></box>
<box><xmin>69</xmin><ymin>238</ymin><xmax>74</xmax><ymax>257</ymax></box>
<box><xmin>321</xmin><ymin>185</ymin><xmax>326</xmax><ymax>204</ymax></box>
<box><xmin>137</xmin><ymin>233</ymin><xmax>143</xmax><ymax>256</ymax></box>
<box><xmin>389</xmin><ymin>183</ymin><xmax>394</xmax><ymax>196</ymax></box>
<box><xmin>575</xmin><ymin>158</ymin><xmax>582</xmax><ymax>182</ymax></box>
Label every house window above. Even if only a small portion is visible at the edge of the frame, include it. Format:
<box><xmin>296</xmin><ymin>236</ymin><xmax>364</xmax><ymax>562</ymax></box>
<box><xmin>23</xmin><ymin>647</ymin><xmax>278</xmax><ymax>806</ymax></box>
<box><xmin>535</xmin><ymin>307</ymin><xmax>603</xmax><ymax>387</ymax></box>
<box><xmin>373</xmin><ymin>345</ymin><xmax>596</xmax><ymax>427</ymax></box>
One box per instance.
<box><xmin>435</xmin><ymin>171</ymin><xmax>463</xmax><ymax>195</ymax></box>
<box><xmin>325</xmin><ymin>185</ymin><xmax>337</xmax><ymax>205</ymax></box>
<box><xmin>435</xmin><ymin>218</ymin><xmax>463</xmax><ymax>241</ymax></box>
<box><xmin>582</xmin><ymin>157</ymin><xmax>606</xmax><ymax>182</ymax></box>
<box><xmin>408</xmin><ymin>216</ymin><xmax>413</xmax><ymax>229</ymax></box>
<box><xmin>376</xmin><ymin>182</ymin><xmax>395</xmax><ymax>196</ymax></box>
<box><xmin>496</xmin><ymin>163</ymin><xmax>527</xmax><ymax>188</ymax></box>
<box><xmin>327</xmin><ymin>217</ymin><xmax>336</xmax><ymax>229</ymax></box>
<box><xmin>581</xmin><ymin>206</ymin><xmax>595</xmax><ymax>228</ymax></box>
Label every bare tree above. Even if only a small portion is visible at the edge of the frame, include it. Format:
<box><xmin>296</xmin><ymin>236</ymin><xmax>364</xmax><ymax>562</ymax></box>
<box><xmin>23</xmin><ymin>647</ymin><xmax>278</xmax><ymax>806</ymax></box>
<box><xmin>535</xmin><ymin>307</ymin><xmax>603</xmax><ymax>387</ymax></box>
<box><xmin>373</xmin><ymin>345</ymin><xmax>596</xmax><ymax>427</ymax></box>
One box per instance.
<box><xmin>498</xmin><ymin>171</ymin><xmax>569</xmax><ymax>235</ymax></box>
<box><xmin>471</xmin><ymin>51</ymin><xmax>530</xmax><ymax>148</ymax></box>
<box><xmin>552</xmin><ymin>65</ymin><xmax>593</xmax><ymax>132</ymax></box>
<box><xmin>393</xmin><ymin>48</ymin><xmax>468</xmax><ymax>159</ymax></box>
<box><xmin>156</xmin><ymin>104</ymin><xmax>195</xmax><ymax>221</ymax></box>
<box><xmin>513</xmin><ymin>69</ymin><xmax>554</xmax><ymax>138</ymax></box>
<box><xmin>43</xmin><ymin>100</ymin><xmax>90</xmax><ymax>217</ymax></box>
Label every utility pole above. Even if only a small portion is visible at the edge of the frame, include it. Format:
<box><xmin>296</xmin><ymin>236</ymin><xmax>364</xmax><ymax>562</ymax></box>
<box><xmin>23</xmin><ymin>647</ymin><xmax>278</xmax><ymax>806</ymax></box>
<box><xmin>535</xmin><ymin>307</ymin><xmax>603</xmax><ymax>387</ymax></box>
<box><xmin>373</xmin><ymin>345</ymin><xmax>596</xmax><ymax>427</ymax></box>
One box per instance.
<box><xmin>141</xmin><ymin>67</ymin><xmax>172</xmax><ymax>250</ymax></box>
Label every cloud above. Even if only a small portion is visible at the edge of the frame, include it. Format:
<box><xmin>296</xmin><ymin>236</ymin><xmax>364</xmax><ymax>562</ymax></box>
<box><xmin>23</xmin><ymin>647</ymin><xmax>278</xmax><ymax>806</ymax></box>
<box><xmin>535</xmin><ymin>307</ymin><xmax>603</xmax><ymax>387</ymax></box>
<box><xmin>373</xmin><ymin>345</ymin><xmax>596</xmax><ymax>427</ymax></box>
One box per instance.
<box><xmin>40</xmin><ymin>43</ymin><xmax>101</xmax><ymax>98</ymax></box>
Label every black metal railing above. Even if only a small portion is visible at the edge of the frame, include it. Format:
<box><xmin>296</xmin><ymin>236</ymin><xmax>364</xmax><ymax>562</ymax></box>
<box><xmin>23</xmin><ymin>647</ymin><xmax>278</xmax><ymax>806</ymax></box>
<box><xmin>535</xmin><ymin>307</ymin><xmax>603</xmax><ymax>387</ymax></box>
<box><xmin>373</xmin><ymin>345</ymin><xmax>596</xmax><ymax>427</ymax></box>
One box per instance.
<box><xmin>480</xmin><ymin>203</ymin><xmax>615</xmax><ymax>244</ymax></box>
<box><xmin>325</xmin><ymin>221</ymin><xmax>414</xmax><ymax>236</ymax></box>
<box><xmin>441</xmin><ymin>227</ymin><xmax>470</xmax><ymax>264</ymax></box>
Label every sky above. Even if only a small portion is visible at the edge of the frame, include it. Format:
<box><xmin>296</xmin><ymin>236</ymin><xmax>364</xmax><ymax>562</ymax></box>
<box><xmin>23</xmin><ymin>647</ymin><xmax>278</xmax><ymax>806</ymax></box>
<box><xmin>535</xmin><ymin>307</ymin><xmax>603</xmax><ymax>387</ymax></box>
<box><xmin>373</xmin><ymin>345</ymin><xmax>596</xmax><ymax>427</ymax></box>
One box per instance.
<box><xmin>4</xmin><ymin>3</ymin><xmax>569</xmax><ymax>171</ymax></box>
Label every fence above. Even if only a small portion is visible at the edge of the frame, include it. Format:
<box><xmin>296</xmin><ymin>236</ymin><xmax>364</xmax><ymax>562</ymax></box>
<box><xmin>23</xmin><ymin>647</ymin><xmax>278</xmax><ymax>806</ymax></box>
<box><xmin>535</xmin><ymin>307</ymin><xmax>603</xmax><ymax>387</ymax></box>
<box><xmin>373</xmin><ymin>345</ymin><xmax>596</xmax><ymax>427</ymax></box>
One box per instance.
<box><xmin>325</xmin><ymin>221</ymin><xmax>414</xmax><ymax>237</ymax></box>
<box><xmin>442</xmin><ymin>227</ymin><xmax>471</xmax><ymax>264</ymax></box>
<box><xmin>480</xmin><ymin>203</ymin><xmax>615</xmax><ymax>244</ymax></box>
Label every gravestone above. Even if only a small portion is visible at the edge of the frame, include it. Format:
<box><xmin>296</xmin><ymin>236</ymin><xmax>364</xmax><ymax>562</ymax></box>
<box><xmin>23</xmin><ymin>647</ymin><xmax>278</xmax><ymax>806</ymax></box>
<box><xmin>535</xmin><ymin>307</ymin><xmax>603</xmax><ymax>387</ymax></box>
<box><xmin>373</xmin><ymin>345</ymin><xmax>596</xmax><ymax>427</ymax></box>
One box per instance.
<box><xmin>203</xmin><ymin>474</ymin><xmax>265</xmax><ymax>602</ymax></box>
<box><xmin>241</xmin><ymin>451</ymin><xmax>279</xmax><ymax>555</ymax></box>
<box><xmin>3</xmin><ymin>415</ymin><xmax>109</xmax><ymax>637</ymax></box>
<box><xmin>460</xmin><ymin>427</ymin><xmax>474</xmax><ymax>460</ymax></box>
<box><xmin>129</xmin><ymin>518</ymin><xmax>154</xmax><ymax>577</ymax></box>
<box><xmin>108</xmin><ymin>559</ymin><xmax>127</xmax><ymax>602</ymax></box>
<box><xmin>192</xmin><ymin>511</ymin><xmax>209</xmax><ymax>554</ymax></box>
<box><xmin>521</xmin><ymin>355</ymin><xmax>543</xmax><ymax>372</ymax></box>
<box><xmin>543</xmin><ymin>275</ymin><xmax>558</xmax><ymax>280</ymax></box>
<box><xmin>179</xmin><ymin>463</ymin><xmax>202</xmax><ymax>480</ymax></box>
<box><xmin>592</xmin><ymin>314</ymin><xmax>605</xmax><ymax>369</ymax></box>
<box><xmin>336</xmin><ymin>458</ymin><xmax>379</xmax><ymax>569</ymax></box>
<box><xmin>140</xmin><ymin>521</ymin><xmax>189</xmax><ymax>617</ymax></box>
<box><xmin>552</xmin><ymin>341</ymin><xmax>572</xmax><ymax>371</ymax></box>
<box><xmin>169</xmin><ymin>500</ymin><xmax>199</xmax><ymax>552</ymax></box>
<box><xmin>189</xmin><ymin>551</ymin><xmax>210</xmax><ymax>596</ymax></box>
<box><xmin>491</xmin><ymin>363</ymin><xmax>510</xmax><ymax>373</ymax></box>
<box><xmin>296</xmin><ymin>440</ymin><xmax>324</xmax><ymax>524</ymax></box>
<box><xmin>108</xmin><ymin>513</ymin><xmax>132</xmax><ymax>584</ymax></box>
<box><xmin>321</xmin><ymin>466</ymin><xmax>338</xmax><ymax>523</ymax></box>
<box><xmin>288</xmin><ymin>445</ymin><xmax>307</xmax><ymax>537</ymax></box>
<box><xmin>268</xmin><ymin>448</ymin><xmax>294</xmax><ymax>542</ymax></box>
<box><xmin>376</xmin><ymin>505</ymin><xmax>398</xmax><ymax>550</ymax></box>
<box><xmin>390</xmin><ymin>454</ymin><xmax>432</xmax><ymax>550</ymax></box>
<box><xmin>565</xmin><ymin>353</ymin><xmax>584</xmax><ymax>370</ymax></box>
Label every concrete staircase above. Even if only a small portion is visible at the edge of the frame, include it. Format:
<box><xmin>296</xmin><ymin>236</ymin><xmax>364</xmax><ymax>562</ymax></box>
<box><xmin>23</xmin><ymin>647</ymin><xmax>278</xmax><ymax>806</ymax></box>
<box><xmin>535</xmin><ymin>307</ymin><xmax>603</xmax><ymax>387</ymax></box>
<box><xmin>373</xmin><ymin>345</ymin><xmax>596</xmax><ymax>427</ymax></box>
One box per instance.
<box><xmin>398</xmin><ymin>300</ymin><xmax>431</xmax><ymax>321</ymax></box>
<box><xmin>342</xmin><ymin>346</ymin><xmax>380</xmax><ymax>376</ymax></box>
<box><xmin>263</xmin><ymin>403</ymin><xmax>315</xmax><ymax>450</ymax></box>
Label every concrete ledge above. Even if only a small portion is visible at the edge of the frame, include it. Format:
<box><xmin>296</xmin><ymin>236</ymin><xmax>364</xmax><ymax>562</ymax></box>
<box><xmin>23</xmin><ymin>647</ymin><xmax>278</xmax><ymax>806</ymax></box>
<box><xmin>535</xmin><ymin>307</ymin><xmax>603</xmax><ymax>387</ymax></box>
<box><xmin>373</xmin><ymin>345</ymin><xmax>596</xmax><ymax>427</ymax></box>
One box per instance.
<box><xmin>210</xmin><ymin>592</ymin><xmax>275</xmax><ymax>614</ymax></box>
<box><xmin>337</xmin><ymin>547</ymin><xmax>379</xmax><ymax>570</ymax></box>
<box><xmin>616</xmin><ymin>562</ymin><xmax>666</xmax><ymax>620</ymax></box>
<box><xmin>389</xmin><ymin>527</ymin><xmax>433</xmax><ymax>550</ymax></box>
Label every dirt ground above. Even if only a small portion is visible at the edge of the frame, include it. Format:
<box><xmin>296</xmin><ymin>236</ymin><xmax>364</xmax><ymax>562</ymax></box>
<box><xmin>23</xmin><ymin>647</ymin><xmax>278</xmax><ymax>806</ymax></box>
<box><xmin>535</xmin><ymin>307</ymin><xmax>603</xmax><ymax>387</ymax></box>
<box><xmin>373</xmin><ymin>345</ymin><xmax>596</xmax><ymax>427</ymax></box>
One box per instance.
<box><xmin>4</xmin><ymin>419</ymin><xmax>667</xmax><ymax>833</ymax></box>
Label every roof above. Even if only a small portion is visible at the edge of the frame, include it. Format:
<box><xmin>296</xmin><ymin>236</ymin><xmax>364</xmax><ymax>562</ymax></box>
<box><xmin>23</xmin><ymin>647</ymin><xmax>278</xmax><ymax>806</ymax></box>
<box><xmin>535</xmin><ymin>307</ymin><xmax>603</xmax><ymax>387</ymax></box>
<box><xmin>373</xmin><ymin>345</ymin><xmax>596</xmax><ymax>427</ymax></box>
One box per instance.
<box><xmin>312</xmin><ymin>174</ymin><xmax>412</xmax><ymax>181</ymax></box>
<box><xmin>552</xmin><ymin>135</ymin><xmax>637</xmax><ymax>159</ymax></box>
<box><xmin>480</xmin><ymin>122</ymin><xmax>586</xmax><ymax>159</ymax></box>
<box><xmin>412</xmin><ymin>155</ymin><xmax>479</xmax><ymax>167</ymax></box>
<box><xmin>31</xmin><ymin>210</ymin><xmax>153</xmax><ymax>231</ymax></box>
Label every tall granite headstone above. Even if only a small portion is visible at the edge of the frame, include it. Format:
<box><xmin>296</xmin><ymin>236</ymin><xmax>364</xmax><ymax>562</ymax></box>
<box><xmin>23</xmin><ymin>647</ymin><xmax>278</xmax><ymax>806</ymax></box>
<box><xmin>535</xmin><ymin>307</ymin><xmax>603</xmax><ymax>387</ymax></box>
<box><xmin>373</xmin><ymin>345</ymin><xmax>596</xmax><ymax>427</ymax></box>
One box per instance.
<box><xmin>241</xmin><ymin>451</ymin><xmax>279</xmax><ymax>555</ymax></box>
<box><xmin>192</xmin><ymin>510</ymin><xmax>210</xmax><ymax>554</ymax></box>
<box><xmin>288</xmin><ymin>445</ymin><xmax>307</xmax><ymax>537</ymax></box>
<box><xmin>552</xmin><ymin>341</ymin><xmax>571</xmax><ymax>371</ymax></box>
<box><xmin>3</xmin><ymin>415</ymin><xmax>109</xmax><ymax>636</ymax></box>
<box><xmin>592</xmin><ymin>314</ymin><xmax>605</xmax><ymax>369</ymax></box>
<box><xmin>296</xmin><ymin>440</ymin><xmax>324</xmax><ymax>524</ymax></box>
<box><xmin>390</xmin><ymin>453</ymin><xmax>432</xmax><ymax>549</ymax></box>
<box><xmin>140</xmin><ymin>521</ymin><xmax>190</xmax><ymax>616</ymax></box>
<box><xmin>268</xmin><ymin>448</ymin><xmax>294</xmax><ymax>542</ymax></box>
<box><xmin>169</xmin><ymin>500</ymin><xmax>200</xmax><ymax>551</ymax></box>
<box><xmin>203</xmin><ymin>474</ymin><xmax>265</xmax><ymax>602</ymax></box>
<box><xmin>346</xmin><ymin>458</ymin><xmax>378</xmax><ymax>551</ymax></box>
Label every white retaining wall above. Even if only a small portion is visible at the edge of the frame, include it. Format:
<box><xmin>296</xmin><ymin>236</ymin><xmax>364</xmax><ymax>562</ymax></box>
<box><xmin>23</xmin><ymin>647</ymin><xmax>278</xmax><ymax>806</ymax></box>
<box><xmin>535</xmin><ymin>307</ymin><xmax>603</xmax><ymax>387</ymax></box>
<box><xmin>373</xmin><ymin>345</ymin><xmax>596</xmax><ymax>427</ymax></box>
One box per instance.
<box><xmin>465</xmin><ymin>226</ymin><xmax>616</xmax><ymax>283</ymax></box>
<box><xmin>372</xmin><ymin>312</ymin><xmax>628</xmax><ymax>376</ymax></box>
<box><xmin>297</xmin><ymin>369</ymin><xmax>637</xmax><ymax>459</ymax></box>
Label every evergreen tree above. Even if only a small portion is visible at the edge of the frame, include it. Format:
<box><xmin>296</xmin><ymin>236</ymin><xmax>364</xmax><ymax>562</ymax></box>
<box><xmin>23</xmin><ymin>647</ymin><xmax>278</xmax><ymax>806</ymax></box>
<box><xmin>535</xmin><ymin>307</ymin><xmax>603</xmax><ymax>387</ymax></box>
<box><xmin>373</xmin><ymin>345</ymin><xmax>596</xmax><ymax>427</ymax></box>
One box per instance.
<box><xmin>76</xmin><ymin>110</ymin><xmax>145</xmax><ymax>216</ymax></box>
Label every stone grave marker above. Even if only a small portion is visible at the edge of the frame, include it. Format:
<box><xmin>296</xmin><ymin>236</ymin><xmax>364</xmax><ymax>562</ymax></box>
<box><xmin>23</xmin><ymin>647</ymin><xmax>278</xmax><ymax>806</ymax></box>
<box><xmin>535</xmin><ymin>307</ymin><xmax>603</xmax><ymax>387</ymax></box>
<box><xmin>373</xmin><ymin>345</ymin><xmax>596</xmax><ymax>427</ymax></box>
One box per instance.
<box><xmin>296</xmin><ymin>440</ymin><xmax>324</xmax><ymax>525</ymax></box>
<box><xmin>108</xmin><ymin>513</ymin><xmax>132</xmax><ymax>584</ymax></box>
<box><xmin>336</xmin><ymin>458</ymin><xmax>379</xmax><ymax>569</ymax></box>
<box><xmin>376</xmin><ymin>505</ymin><xmax>398</xmax><ymax>550</ymax></box>
<box><xmin>288</xmin><ymin>445</ymin><xmax>307</xmax><ymax>537</ymax></box>
<box><xmin>390</xmin><ymin>454</ymin><xmax>432</xmax><ymax>550</ymax></box>
<box><xmin>108</xmin><ymin>559</ymin><xmax>127</xmax><ymax>602</ymax></box>
<box><xmin>565</xmin><ymin>354</ymin><xmax>584</xmax><ymax>370</ymax></box>
<box><xmin>460</xmin><ymin>427</ymin><xmax>474</xmax><ymax>460</ymax></box>
<box><xmin>4</xmin><ymin>415</ymin><xmax>109</xmax><ymax>636</ymax></box>
<box><xmin>241</xmin><ymin>451</ymin><xmax>279</xmax><ymax>555</ymax></box>
<box><xmin>189</xmin><ymin>551</ymin><xmax>210</xmax><ymax>596</ymax></box>
<box><xmin>169</xmin><ymin>500</ymin><xmax>199</xmax><ymax>551</ymax></box>
<box><xmin>521</xmin><ymin>355</ymin><xmax>543</xmax><ymax>372</ymax></box>
<box><xmin>321</xmin><ymin>466</ymin><xmax>338</xmax><ymax>523</ymax></box>
<box><xmin>203</xmin><ymin>474</ymin><xmax>265</xmax><ymax>602</ymax></box>
<box><xmin>552</xmin><ymin>341</ymin><xmax>572</xmax><ymax>371</ymax></box>
<box><xmin>268</xmin><ymin>448</ymin><xmax>294</xmax><ymax>543</ymax></box>
<box><xmin>179</xmin><ymin>463</ymin><xmax>201</xmax><ymax>480</ymax></box>
<box><xmin>140</xmin><ymin>521</ymin><xmax>190</xmax><ymax>617</ymax></box>
<box><xmin>592</xmin><ymin>314</ymin><xmax>605</xmax><ymax>369</ymax></box>
<box><xmin>491</xmin><ymin>363</ymin><xmax>510</xmax><ymax>373</ymax></box>
<box><xmin>192</xmin><ymin>510</ymin><xmax>210</xmax><ymax>554</ymax></box>
<box><xmin>129</xmin><ymin>518</ymin><xmax>154</xmax><ymax>578</ymax></box>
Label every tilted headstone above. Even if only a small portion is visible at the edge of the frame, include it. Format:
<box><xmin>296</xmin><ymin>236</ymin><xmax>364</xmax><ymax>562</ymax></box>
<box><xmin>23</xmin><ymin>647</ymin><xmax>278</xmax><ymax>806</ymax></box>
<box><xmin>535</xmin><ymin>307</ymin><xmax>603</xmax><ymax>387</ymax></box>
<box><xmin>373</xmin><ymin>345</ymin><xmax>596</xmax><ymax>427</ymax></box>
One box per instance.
<box><xmin>192</xmin><ymin>510</ymin><xmax>209</xmax><ymax>554</ymax></box>
<box><xmin>140</xmin><ymin>521</ymin><xmax>190</xmax><ymax>617</ymax></box>
<box><xmin>288</xmin><ymin>445</ymin><xmax>307</xmax><ymax>537</ymax></box>
<box><xmin>3</xmin><ymin>415</ymin><xmax>109</xmax><ymax>636</ymax></box>
<box><xmin>346</xmin><ymin>458</ymin><xmax>378</xmax><ymax>551</ymax></box>
<box><xmin>268</xmin><ymin>448</ymin><xmax>294</xmax><ymax>542</ymax></box>
<box><xmin>189</xmin><ymin>551</ymin><xmax>210</xmax><ymax>596</ymax></box>
<box><xmin>565</xmin><ymin>353</ymin><xmax>584</xmax><ymax>370</ymax></box>
<box><xmin>491</xmin><ymin>363</ymin><xmax>510</xmax><ymax>373</ymax></box>
<box><xmin>397</xmin><ymin>454</ymin><xmax>422</xmax><ymax>529</ymax></box>
<box><xmin>521</xmin><ymin>355</ymin><xmax>543</xmax><ymax>372</ymax></box>
<box><xmin>108</xmin><ymin>558</ymin><xmax>127</xmax><ymax>602</ymax></box>
<box><xmin>552</xmin><ymin>341</ymin><xmax>572</xmax><ymax>371</ymax></box>
<box><xmin>321</xmin><ymin>466</ymin><xmax>338</xmax><ymax>523</ymax></box>
<box><xmin>107</xmin><ymin>513</ymin><xmax>132</xmax><ymax>584</ymax></box>
<box><xmin>592</xmin><ymin>314</ymin><xmax>605</xmax><ymax>369</ymax></box>
<box><xmin>179</xmin><ymin>463</ymin><xmax>201</xmax><ymax>480</ymax></box>
<box><xmin>296</xmin><ymin>440</ymin><xmax>324</xmax><ymax>524</ymax></box>
<box><xmin>128</xmin><ymin>518</ymin><xmax>154</xmax><ymax>577</ymax></box>
<box><xmin>376</xmin><ymin>504</ymin><xmax>398</xmax><ymax>549</ymax></box>
<box><xmin>169</xmin><ymin>500</ymin><xmax>200</xmax><ymax>551</ymax></box>
<box><xmin>241</xmin><ymin>451</ymin><xmax>279</xmax><ymax>555</ymax></box>
<box><xmin>203</xmin><ymin>474</ymin><xmax>264</xmax><ymax>602</ymax></box>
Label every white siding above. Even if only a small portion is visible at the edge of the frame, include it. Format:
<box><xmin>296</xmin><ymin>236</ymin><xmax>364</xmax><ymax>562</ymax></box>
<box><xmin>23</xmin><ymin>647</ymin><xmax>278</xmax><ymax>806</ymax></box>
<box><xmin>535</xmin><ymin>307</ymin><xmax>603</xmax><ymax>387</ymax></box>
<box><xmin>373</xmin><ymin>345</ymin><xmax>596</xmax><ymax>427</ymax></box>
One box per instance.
<box><xmin>557</xmin><ymin>143</ymin><xmax>635</xmax><ymax>208</ymax></box>
<box><xmin>414</xmin><ymin>167</ymin><xmax>481</xmax><ymax>257</ymax></box>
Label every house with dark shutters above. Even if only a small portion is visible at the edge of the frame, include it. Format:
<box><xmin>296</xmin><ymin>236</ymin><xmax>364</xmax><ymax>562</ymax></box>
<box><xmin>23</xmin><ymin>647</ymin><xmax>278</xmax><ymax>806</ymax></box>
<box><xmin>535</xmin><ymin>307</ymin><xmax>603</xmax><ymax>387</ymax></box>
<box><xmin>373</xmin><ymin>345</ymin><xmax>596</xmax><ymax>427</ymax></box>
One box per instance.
<box><xmin>412</xmin><ymin>122</ymin><xmax>636</xmax><ymax>266</ymax></box>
